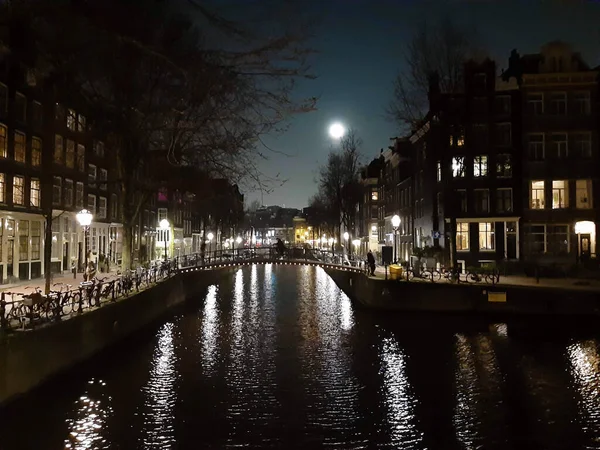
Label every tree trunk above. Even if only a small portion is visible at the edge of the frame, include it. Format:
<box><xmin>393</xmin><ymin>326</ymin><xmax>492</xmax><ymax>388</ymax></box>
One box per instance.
<box><xmin>121</xmin><ymin>224</ymin><xmax>133</xmax><ymax>271</ymax></box>
<box><xmin>43</xmin><ymin>214</ymin><xmax>53</xmax><ymax>295</ymax></box>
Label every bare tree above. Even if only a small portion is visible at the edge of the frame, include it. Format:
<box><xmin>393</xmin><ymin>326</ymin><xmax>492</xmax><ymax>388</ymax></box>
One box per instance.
<box><xmin>317</xmin><ymin>129</ymin><xmax>363</xmax><ymax>242</ymax></box>
<box><xmin>2</xmin><ymin>0</ymin><xmax>317</xmax><ymax>271</ymax></box>
<box><xmin>387</xmin><ymin>18</ymin><xmax>484</xmax><ymax>131</ymax></box>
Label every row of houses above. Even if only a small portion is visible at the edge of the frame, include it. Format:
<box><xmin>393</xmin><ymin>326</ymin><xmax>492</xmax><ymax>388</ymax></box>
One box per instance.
<box><xmin>0</xmin><ymin>51</ymin><xmax>243</xmax><ymax>284</ymax></box>
<box><xmin>357</xmin><ymin>41</ymin><xmax>599</xmax><ymax>272</ymax></box>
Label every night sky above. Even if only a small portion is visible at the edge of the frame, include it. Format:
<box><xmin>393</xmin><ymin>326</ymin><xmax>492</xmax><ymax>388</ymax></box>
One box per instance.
<box><xmin>247</xmin><ymin>0</ymin><xmax>600</xmax><ymax>209</ymax></box>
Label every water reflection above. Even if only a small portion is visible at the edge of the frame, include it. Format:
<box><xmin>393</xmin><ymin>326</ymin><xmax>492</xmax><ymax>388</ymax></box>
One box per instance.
<box><xmin>141</xmin><ymin>322</ymin><xmax>177</xmax><ymax>449</ymax></box>
<box><xmin>379</xmin><ymin>335</ymin><xmax>423</xmax><ymax>448</ymax></box>
<box><xmin>568</xmin><ymin>340</ymin><xmax>600</xmax><ymax>442</ymax></box>
<box><xmin>64</xmin><ymin>379</ymin><xmax>112</xmax><ymax>450</ymax></box>
<box><xmin>201</xmin><ymin>285</ymin><xmax>219</xmax><ymax>374</ymax></box>
<box><xmin>453</xmin><ymin>333</ymin><xmax>506</xmax><ymax>448</ymax></box>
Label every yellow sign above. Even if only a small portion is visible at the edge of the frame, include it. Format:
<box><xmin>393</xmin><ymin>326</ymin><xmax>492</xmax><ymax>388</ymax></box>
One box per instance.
<box><xmin>488</xmin><ymin>292</ymin><xmax>507</xmax><ymax>303</ymax></box>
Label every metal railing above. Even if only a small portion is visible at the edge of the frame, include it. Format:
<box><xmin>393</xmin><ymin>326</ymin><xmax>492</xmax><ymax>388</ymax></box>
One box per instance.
<box><xmin>0</xmin><ymin>259</ymin><xmax>178</xmax><ymax>333</ymax></box>
<box><xmin>0</xmin><ymin>246</ymin><xmax>365</xmax><ymax>333</ymax></box>
<box><xmin>394</xmin><ymin>266</ymin><xmax>501</xmax><ymax>285</ymax></box>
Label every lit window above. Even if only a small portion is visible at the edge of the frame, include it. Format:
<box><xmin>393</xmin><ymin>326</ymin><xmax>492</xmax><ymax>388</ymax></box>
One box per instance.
<box><xmin>452</xmin><ymin>156</ymin><xmax>465</xmax><ymax>177</ymax></box>
<box><xmin>552</xmin><ymin>180</ymin><xmax>568</xmax><ymax>209</ymax></box>
<box><xmin>30</xmin><ymin>178</ymin><xmax>40</xmax><ymax>207</ymax></box>
<box><xmin>456</xmin><ymin>223</ymin><xmax>469</xmax><ymax>251</ymax></box>
<box><xmin>0</xmin><ymin>173</ymin><xmax>5</xmax><ymax>202</ymax></box>
<box><xmin>66</xmin><ymin>139</ymin><xmax>75</xmax><ymax>168</ymax></box>
<box><xmin>371</xmin><ymin>190</ymin><xmax>378</xmax><ymax>201</ymax></box>
<box><xmin>496</xmin><ymin>154</ymin><xmax>512</xmax><ymax>177</ymax></box>
<box><xmin>0</xmin><ymin>124</ymin><xmax>6</xmax><ymax>158</ymax></box>
<box><xmin>473</xmin><ymin>155</ymin><xmax>488</xmax><ymax>177</ymax></box>
<box><xmin>14</xmin><ymin>131</ymin><xmax>26</xmax><ymax>162</ymax></box>
<box><xmin>31</xmin><ymin>221</ymin><xmax>41</xmax><ymax>260</ymax></box>
<box><xmin>576</xmin><ymin>180</ymin><xmax>592</xmax><ymax>209</ymax></box>
<box><xmin>531</xmin><ymin>181</ymin><xmax>545</xmax><ymax>209</ymax></box>
<box><xmin>67</xmin><ymin>109</ymin><xmax>77</xmax><ymax>131</ymax></box>
<box><xmin>479</xmin><ymin>222</ymin><xmax>495</xmax><ymax>250</ymax></box>
<box><xmin>13</xmin><ymin>175</ymin><xmax>24</xmax><ymax>205</ymax></box>
<box><xmin>31</xmin><ymin>137</ymin><xmax>41</xmax><ymax>166</ymax></box>
<box><xmin>19</xmin><ymin>220</ymin><xmax>28</xmax><ymax>260</ymax></box>
<box><xmin>77</xmin><ymin>114</ymin><xmax>86</xmax><ymax>132</ymax></box>
<box><xmin>52</xmin><ymin>176</ymin><xmax>62</xmax><ymax>205</ymax></box>
<box><xmin>436</xmin><ymin>161</ymin><xmax>441</xmax><ymax>182</ymax></box>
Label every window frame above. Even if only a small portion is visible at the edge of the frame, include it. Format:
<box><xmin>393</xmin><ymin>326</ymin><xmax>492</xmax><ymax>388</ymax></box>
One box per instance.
<box><xmin>474</xmin><ymin>188</ymin><xmax>490</xmax><ymax>214</ymax></box>
<box><xmin>14</xmin><ymin>131</ymin><xmax>26</xmax><ymax>163</ymax></box>
<box><xmin>473</xmin><ymin>155</ymin><xmax>488</xmax><ymax>177</ymax></box>
<box><xmin>528</xmin><ymin>133</ymin><xmax>545</xmax><ymax>160</ymax></box>
<box><xmin>52</xmin><ymin>176</ymin><xmax>62</xmax><ymax>206</ymax></box>
<box><xmin>30</xmin><ymin>178</ymin><xmax>40</xmax><ymax>207</ymax></box>
<box><xmin>530</xmin><ymin>180</ymin><xmax>545</xmax><ymax>209</ymax></box>
<box><xmin>552</xmin><ymin>179</ymin><xmax>568</xmax><ymax>209</ymax></box>
<box><xmin>87</xmin><ymin>194</ymin><xmax>96</xmax><ymax>215</ymax></box>
<box><xmin>576</xmin><ymin>179</ymin><xmax>593</xmax><ymax>209</ymax></box>
<box><xmin>496</xmin><ymin>187</ymin><xmax>513</xmax><ymax>213</ymax></box>
<box><xmin>452</xmin><ymin>156</ymin><xmax>465</xmax><ymax>178</ymax></box>
<box><xmin>456</xmin><ymin>222</ymin><xmax>469</xmax><ymax>251</ymax></box>
<box><xmin>12</xmin><ymin>175</ymin><xmax>25</xmax><ymax>206</ymax></box>
<box><xmin>478</xmin><ymin>222</ymin><xmax>495</xmax><ymax>251</ymax></box>
<box><xmin>31</xmin><ymin>137</ymin><xmax>42</xmax><ymax>167</ymax></box>
<box><xmin>527</xmin><ymin>93</ymin><xmax>544</xmax><ymax>115</ymax></box>
<box><xmin>98</xmin><ymin>196</ymin><xmax>107</xmax><ymax>219</ymax></box>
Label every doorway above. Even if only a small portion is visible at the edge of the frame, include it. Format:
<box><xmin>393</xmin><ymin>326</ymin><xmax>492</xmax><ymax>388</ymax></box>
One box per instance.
<box><xmin>580</xmin><ymin>234</ymin><xmax>591</xmax><ymax>261</ymax></box>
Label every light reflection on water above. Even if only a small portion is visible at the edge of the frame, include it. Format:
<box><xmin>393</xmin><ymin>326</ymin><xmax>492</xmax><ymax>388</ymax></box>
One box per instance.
<box><xmin>379</xmin><ymin>335</ymin><xmax>423</xmax><ymax>448</ymax></box>
<box><xmin>64</xmin><ymin>379</ymin><xmax>112</xmax><ymax>450</ymax></box>
<box><xmin>6</xmin><ymin>265</ymin><xmax>600</xmax><ymax>449</ymax></box>
<box><xmin>141</xmin><ymin>322</ymin><xmax>177</xmax><ymax>449</ymax></box>
<box><xmin>568</xmin><ymin>340</ymin><xmax>600</xmax><ymax>446</ymax></box>
<box><xmin>201</xmin><ymin>285</ymin><xmax>219</xmax><ymax>374</ymax></box>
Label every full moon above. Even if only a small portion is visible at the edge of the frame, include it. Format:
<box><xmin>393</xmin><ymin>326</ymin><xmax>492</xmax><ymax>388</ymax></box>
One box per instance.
<box><xmin>328</xmin><ymin>123</ymin><xmax>345</xmax><ymax>139</ymax></box>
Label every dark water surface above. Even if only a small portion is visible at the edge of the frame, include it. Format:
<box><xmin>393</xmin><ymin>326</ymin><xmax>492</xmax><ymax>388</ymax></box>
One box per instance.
<box><xmin>2</xmin><ymin>264</ymin><xmax>600</xmax><ymax>449</ymax></box>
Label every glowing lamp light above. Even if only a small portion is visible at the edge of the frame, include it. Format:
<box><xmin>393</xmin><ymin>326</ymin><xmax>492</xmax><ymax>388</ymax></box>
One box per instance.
<box><xmin>391</xmin><ymin>214</ymin><xmax>401</xmax><ymax>229</ymax></box>
<box><xmin>159</xmin><ymin>218</ymin><xmax>170</xmax><ymax>230</ymax></box>
<box><xmin>343</xmin><ymin>232</ymin><xmax>349</xmax><ymax>241</ymax></box>
<box><xmin>236</xmin><ymin>236</ymin><xmax>242</xmax><ymax>244</ymax></box>
<box><xmin>76</xmin><ymin>209</ymin><xmax>93</xmax><ymax>227</ymax></box>
<box><xmin>207</xmin><ymin>232</ymin><xmax>214</xmax><ymax>241</ymax></box>
<box><xmin>371</xmin><ymin>225</ymin><xmax>377</xmax><ymax>232</ymax></box>
<box><xmin>575</xmin><ymin>221</ymin><xmax>595</xmax><ymax>235</ymax></box>
<box><xmin>352</xmin><ymin>239</ymin><xmax>360</xmax><ymax>247</ymax></box>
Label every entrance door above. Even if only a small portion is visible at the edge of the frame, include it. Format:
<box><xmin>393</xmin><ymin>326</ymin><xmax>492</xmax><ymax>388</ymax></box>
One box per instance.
<box><xmin>62</xmin><ymin>241</ymin><xmax>69</xmax><ymax>271</ymax></box>
<box><xmin>580</xmin><ymin>234</ymin><xmax>591</xmax><ymax>261</ymax></box>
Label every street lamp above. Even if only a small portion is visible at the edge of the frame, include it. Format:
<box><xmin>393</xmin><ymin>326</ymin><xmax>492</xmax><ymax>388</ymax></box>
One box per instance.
<box><xmin>235</xmin><ymin>236</ymin><xmax>242</xmax><ymax>259</ymax></box>
<box><xmin>391</xmin><ymin>214</ymin><xmax>401</xmax><ymax>264</ymax></box>
<box><xmin>159</xmin><ymin>218</ymin><xmax>170</xmax><ymax>260</ymax></box>
<box><xmin>207</xmin><ymin>232</ymin><xmax>214</xmax><ymax>260</ymax></box>
<box><xmin>76</xmin><ymin>209</ymin><xmax>93</xmax><ymax>277</ymax></box>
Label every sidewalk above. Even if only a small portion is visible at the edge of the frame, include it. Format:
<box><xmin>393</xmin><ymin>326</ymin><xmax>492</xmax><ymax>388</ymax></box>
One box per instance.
<box><xmin>0</xmin><ymin>269</ymin><xmax>121</xmax><ymax>295</ymax></box>
<box><xmin>372</xmin><ymin>266</ymin><xmax>600</xmax><ymax>292</ymax></box>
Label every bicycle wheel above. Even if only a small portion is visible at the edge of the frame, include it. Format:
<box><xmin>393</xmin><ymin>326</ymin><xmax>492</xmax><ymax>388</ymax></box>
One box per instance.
<box><xmin>467</xmin><ymin>272</ymin><xmax>481</xmax><ymax>283</ymax></box>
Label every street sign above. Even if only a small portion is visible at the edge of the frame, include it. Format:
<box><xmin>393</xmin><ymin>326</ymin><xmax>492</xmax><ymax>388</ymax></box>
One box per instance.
<box><xmin>432</xmin><ymin>230</ymin><xmax>441</xmax><ymax>239</ymax></box>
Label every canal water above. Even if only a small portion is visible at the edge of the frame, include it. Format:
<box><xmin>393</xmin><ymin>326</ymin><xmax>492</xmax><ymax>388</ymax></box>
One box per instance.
<box><xmin>2</xmin><ymin>264</ymin><xmax>600</xmax><ymax>449</ymax></box>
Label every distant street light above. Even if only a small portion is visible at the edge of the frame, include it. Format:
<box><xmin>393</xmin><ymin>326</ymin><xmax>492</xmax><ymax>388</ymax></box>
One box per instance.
<box><xmin>76</xmin><ymin>209</ymin><xmax>93</xmax><ymax>276</ymax></box>
<box><xmin>160</xmin><ymin>218</ymin><xmax>170</xmax><ymax>260</ymax></box>
<box><xmin>391</xmin><ymin>214</ymin><xmax>401</xmax><ymax>264</ymax></box>
<box><xmin>343</xmin><ymin>231</ymin><xmax>349</xmax><ymax>241</ymax></box>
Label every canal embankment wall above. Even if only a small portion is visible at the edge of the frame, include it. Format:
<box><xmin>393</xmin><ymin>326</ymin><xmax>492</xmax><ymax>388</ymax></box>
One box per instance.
<box><xmin>0</xmin><ymin>268</ymin><xmax>232</xmax><ymax>408</ymax></box>
<box><xmin>325</xmin><ymin>268</ymin><xmax>600</xmax><ymax>317</ymax></box>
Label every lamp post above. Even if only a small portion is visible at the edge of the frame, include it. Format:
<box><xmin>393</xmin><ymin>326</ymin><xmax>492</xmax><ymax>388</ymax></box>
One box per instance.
<box><xmin>159</xmin><ymin>218</ymin><xmax>169</xmax><ymax>260</ymax></box>
<box><xmin>343</xmin><ymin>231</ymin><xmax>350</xmax><ymax>259</ymax></box>
<box><xmin>235</xmin><ymin>236</ymin><xmax>242</xmax><ymax>259</ymax></box>
<box><xmin>352</xmin><ymin>239</ymin><xmax>360</xmax><ymax>260</ymax></box>
<box><xmin>391</xmin><ymin>214</ymin><xmax>401</xmax><ymax>264</ymax></box>
<box><xmin>76</xmin><ymin>209</ymin><xmax>93</xmax><ymax>277</ymax></box>
<box><xmin>207</xmin><ymin>232</ymin><xmax>214</xmax><ymax>261</ymax></box>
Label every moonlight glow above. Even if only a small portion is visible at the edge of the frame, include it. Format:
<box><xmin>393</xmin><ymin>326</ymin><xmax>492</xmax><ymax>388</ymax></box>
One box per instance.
<box><xmin>328</xmin><ymin>123</ymin><xmax>345</xmax><ymax>139</ymax></box>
